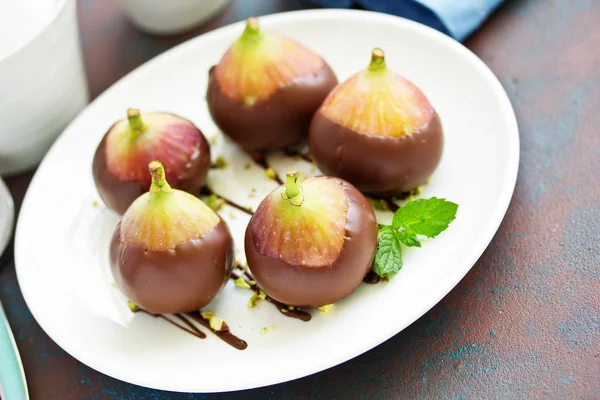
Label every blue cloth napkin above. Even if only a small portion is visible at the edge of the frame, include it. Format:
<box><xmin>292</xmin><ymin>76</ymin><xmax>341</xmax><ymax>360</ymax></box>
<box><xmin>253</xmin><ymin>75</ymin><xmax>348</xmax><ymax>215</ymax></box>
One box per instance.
<box><xmin>304</xmin><ymin>0</ymin><xmax>505</xmax><ymax>41</ymax></box>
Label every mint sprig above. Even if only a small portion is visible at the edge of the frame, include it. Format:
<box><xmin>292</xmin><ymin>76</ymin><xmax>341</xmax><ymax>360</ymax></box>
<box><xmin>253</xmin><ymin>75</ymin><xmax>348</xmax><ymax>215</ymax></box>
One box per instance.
<box><xmin>373</xmin><ymin>197</ymin><xmax>458</xmax><ymax>279</ymax></box>
<box><xmin>374</xmin><ymin>226</ymin><xmax>403</xmax><ymax>278</ymax></box>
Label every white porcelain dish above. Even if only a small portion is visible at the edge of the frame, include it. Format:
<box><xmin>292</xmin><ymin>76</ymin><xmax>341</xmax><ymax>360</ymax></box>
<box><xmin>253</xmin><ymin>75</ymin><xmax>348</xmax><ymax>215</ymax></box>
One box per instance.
<box><xmin>14</xmin><ymin>10</ymin><xmax>519</xmax><ymax>393</ymax></box>
<box><xmin>0</xmin><ymin>0</ymin><xmax>88</xmax><ymax>176</ymax></box>
<box><xmin>0</xmin><ymin>178</ymin><xmax>14</xmax><ymax>257</ymax></box>
<box><xmin>119</xmin><ymin>0</ymin><xmax>231</xmax><ymax>35</ymax></box>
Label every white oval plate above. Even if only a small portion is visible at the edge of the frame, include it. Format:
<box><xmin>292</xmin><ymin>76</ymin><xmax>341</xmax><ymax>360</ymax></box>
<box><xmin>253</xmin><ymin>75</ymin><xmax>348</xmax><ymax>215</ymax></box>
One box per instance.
<box><xmin>15</xmin><ymin>9</ymin><xmax>518</xmax><ymax>393</ymax></box>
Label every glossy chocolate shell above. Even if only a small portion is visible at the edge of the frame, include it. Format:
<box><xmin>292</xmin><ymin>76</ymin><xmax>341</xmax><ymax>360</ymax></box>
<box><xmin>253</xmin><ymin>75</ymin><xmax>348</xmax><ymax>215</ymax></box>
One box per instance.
<box><xmin>92</xmin><ymin>114</ymin><xmax>211</xmax><ymax>215</ymax></box>
<box><xmin>309</xmin><ymin>111</ymin><xmax>444</xmax><ymax>195</ymax></box>
<box><xmin>110</xmin><ymin>219</ymin><xmax>234</xmax><ymax>314</ymax></box>
<box><xmin>245</xmin><ymin>177</ymin><xmax>378</xmax><ymax>308</ymax></box>
<box><xmin>206</xmin><ymin>63</ymin><xmax>337</xmax><ymax>151</ymax></box>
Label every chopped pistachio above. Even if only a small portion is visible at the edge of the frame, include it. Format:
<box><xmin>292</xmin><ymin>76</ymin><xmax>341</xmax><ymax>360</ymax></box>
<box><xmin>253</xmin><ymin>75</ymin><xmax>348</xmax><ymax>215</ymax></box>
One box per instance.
<box><xmin>214</xmin><ymin>155</ymin><xmax>228</xmax><ymax>169</ymax></box>
<box><xmin>288</xmin><ymin>306</ymin><xmax>295</xmax><ymax>311</ymax></box>
<box><xmin>248</xmin><ymin>290</ymin><xmax>267</xmax><ymax>307</ymax></box>
<box><xmin>249</xmin><ymin>280</ymin><xmax>256</xmax><ymax>286</ymax></box>
<box><xmin>127</xmin><ymin>301</ymin><xmax>139</xmax><ymax>312</ymax></box>
<box><xmin>209</xmin><ymin>133</ymin><xmax>219</xmax><ymax>145</ymax></box>
<box><xmin>234</xmin><ymin>278</ymin><xmax>251</xmax><ymax>289</ymax></box>
<box><xmin>264</xmin><ymin>168</ymin><xmax>277</xmax><ymax>181</ymax></box>
<box><xmin>248</xmin><ymin>292</ymin><xmax>260</xmax><ymax>308</ymax></box>
<box><xmin>206</xmin><ymin>194</ymin><xmax>225</xmax><ymax>211</ymax></box>
<box><xmin>251</xmin><ymin>188</ymin><xmax>256</xmax><ymax>193</ymax></box>
<box><xmin>229</xmin><ymin>211</ymin><xmax>237</xmax><ymax>219</ymax></box>
<box><xmin>201</xmin><ymin>311</ymin><xmax>227</xmax><ymax>331</ymax></box>
<box><xmin>281</xmin><ymin>308</ymin><xmax>288</xmax><ymax>313</ymax></box>
<box><xmin>244</xmin><ymin>163</ymin><xmax>252</xmax><ymax>170</ymax></box>
<box><xmin>92</xmin><ymin>200</ymin><xmax>98</xmax><ymax>208</ymax></box>
<box><xmin>404</xmin><ymin>185</ymin><xmax>422</xmax><ymax>201</ymax></box>
<box><xmin>260</xmin><ymin>326</ymin><xmax>274</xmax><ymax>335</ymax></box>
<box><xmin>318</xmin><ymin>304</ymin><xmax>335</xmax><ymax>313</ymax></box>
<box><xmin>111</xmin><ymin>282</ymin><xmax>117</xmax><ymax>288</ymax></box>
<box><xmin>367</xmin><ymin>197</ymin><xmax>390</xmax><ymax>211</ymax></box>
<box><xmin>208</xmin><ymin>317</ymin><xmax>227</xmax><ymax>331</ymax></box>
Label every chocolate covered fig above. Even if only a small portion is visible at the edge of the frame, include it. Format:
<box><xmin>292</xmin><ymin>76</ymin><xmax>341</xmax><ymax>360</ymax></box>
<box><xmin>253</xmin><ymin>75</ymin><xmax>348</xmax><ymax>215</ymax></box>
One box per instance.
<box><xmin>245</xmin><ymin>171</ymin><xmax>378</xmax><ymax>308</ymax></box>
<box><xmin>206</xmin><ymin>17</ymin><xmax>338</xmax><ymax>151</ymax></box>
<box><xmin>110</xmin><ymin>161</ymin><xmax>234</xmax><ymax>314</ymax></box>
<box><xmin>309</xmin><ymin>48</ymin><xmax>443</xmax><ymax>195</ymax></box>
<box><xmin>93</xmin><ymin>108</ymin><xmax>210</xmax><ymax>215</ymax></box>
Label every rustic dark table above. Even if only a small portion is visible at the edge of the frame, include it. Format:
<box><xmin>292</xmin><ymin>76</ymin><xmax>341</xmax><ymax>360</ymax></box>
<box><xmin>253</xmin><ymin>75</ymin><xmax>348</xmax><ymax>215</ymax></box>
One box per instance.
<box><xmin>1</xmin><ymin>0</ymin><xmax>598</xmax><ymax>399</ymax></box>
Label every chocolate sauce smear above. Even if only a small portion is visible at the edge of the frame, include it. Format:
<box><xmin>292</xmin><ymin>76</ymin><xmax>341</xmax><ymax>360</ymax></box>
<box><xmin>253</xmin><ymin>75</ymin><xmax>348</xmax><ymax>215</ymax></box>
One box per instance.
<box><xmin>248</xmin><ymin>151</ymin><xmax>284</xmax><ymax>185</ymax></box>
<box><xmin>363</xmin><ymin>271</ymin><xmax>381</xmax><ymax>284</ymax></box>
<box><xmin>366</xmin><ymin>194</ymin><xmax>400</xmax><ymax>212</ymax></box>
<box><xmin>231</xmin><ymin>268</ymin><xmax>312</xmax><ymax>322</ymax></box>
<box><xmin>133</xmin><ymin>308</ymin><xmax>247</xmax><ymax>350</ymax></box>
<box><xmin>184</xmin><ymin>312</ymin><xmax>248</xmax><ymax>350</ymax></box>
<box><xmin>283</xmin><ymin>149</ymin><xmax>314</xmax><ymax>164</ymax></box>
<box><xmin>170</xmin><ymin>314</ymin><xmax>207</xmax><ymax>339</ymax></box>
<box><xmin>200</xmin><ymin>186</ymin><xmax>254</xmax><ymax>216</ymax></box>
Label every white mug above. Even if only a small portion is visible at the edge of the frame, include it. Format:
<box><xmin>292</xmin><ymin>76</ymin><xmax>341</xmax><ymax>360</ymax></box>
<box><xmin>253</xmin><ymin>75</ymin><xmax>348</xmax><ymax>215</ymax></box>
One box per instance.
<box><xmin>119</xmin><ymin>0</ymin><xmax>231</xmax><ymax>36</ymax></box>
<box><xmin>0</xmin><ymin>177</ymin><xmax>14</xmax><ymax>256</ymax></box>
<box><xmin>0</xmin><ymin>0</ymin><xmax>89</xmax><ymax>176</ymax></box>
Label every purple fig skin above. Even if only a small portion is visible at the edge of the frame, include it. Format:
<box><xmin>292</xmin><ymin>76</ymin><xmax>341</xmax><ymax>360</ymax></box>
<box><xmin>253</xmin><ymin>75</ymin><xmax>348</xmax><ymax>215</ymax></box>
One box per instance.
<box><xmin>110</xmin><ymin>219</ymin><xmax>235</xmax><ymax>314</ymax></box>
<box><xmin>92</xmin><ymin>113</ymin><xmax>211</xmax><ymax>215</ymax></box>
<box><xmin>206</xmin><ymin>63</ymin><xmax>338</xmax><ymax>152</ymax></box>
<box><xmin>244</xmin><ymin>177</ymin><xmax>378</xmax><ymax>308</ymax></box>
<box><xmin>308</xmin><ymin>111</ymin><xmax>444</xmax><ymax>196</ymax></box>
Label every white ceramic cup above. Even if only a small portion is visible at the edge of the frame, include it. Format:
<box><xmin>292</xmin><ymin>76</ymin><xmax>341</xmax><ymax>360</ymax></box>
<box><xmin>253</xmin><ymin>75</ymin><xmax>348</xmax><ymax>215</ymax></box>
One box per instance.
<box><xmin>0</xmin><ymin>0</ymin><xmax>89</xmax><ymax>176</ymax></box>
<box><xmin>0</xmin><ymin>177</ymin><xmax>14</xmax><ymax>257</ymax></box>
<box><xmin>119</xmin><ymin>0</ymin><xmax>231</xmax><ymax>36</ymax></box>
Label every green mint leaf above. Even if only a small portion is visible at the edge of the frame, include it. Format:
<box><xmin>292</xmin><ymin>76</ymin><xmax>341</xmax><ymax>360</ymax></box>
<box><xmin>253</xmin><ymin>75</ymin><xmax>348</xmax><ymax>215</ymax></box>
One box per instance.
<box><xmin>392</xmin><ymin>197</ymin><xmax>458</xmax><ymax>238</ymax></box>
<box><xmin>373</xmin><ymin>226</ymin><xmax>403</xmax><ymax>278</ymax></box>
<box><xmin>398</xmin><ymin>232</ymin><xmax>421</xmax><ymax>247</ymax></box>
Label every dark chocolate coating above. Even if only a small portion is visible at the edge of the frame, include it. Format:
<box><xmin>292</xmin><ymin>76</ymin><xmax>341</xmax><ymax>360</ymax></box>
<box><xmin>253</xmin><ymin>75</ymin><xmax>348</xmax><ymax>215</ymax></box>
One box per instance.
<box><xmin>206</xmin><ymin>63</ymin><xmax>338</xmax><ymax>151</ymax></box>
<box><xmin>308</xmin><ymin>111</ymin><xmax>444</xmax><ymax>195</ymax></box>
<box><xmin>92</xmin><ymin>114</ymin><xmax>211</xmax><ymax>215</ymax></box>
<box><xmin>245</xmin><ymin>177</ymin><xmax>378</xmax><ymax>308</ymax></box>
<box><xmin>110</xmin><ymin>219</ymin><xmax>235</xmax><ymax>314</ymax></box>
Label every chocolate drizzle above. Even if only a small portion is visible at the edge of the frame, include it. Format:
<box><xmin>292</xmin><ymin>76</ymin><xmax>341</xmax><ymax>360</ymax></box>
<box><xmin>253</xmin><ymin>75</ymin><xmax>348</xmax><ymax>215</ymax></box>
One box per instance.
<box><xmin>169</xmin><ymin>314</ymin><xmax>207</xmax><ymax>339</ymax></box>
<box><xmin>363</xmin><ymin>271</ymin><xmax>381</xmax><ymax>284</ymax></box>
<box><xmin>184</xmin><ymin>312</ymin><xmax>248</xmax><ymax>350</ymax></box>
<box><xmin>200</xmin><ymin>186</ymin><xmax>254</xmax><ymax>215</ymax></box>
<box><xmin>248</xmin><ymin>151</ymin><xmax>284</xmax><ymax>185</ymax></box>
<box><xmin>283</xmin><ymin>149</ymin><xmax>314</xmax><ymax>164</ymax></box>
<box><xmin>367</xmin><ymin>194</ymin><xmax>400</xmax><ymax>212</ymax></box>
<box><xmin>231</xmin><ymin>268</ymin><xmax>312</xmax><ymax>321</ymax></box>
<box><xmin>133</xmin><ymin>308</ymin><xmax>248</xmax><ymax>350</ymax></box>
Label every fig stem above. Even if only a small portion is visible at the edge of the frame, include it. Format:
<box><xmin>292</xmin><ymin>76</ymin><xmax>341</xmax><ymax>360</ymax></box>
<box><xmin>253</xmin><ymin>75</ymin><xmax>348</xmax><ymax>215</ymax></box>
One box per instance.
<box><xmin>244</xmin><ymin>17</ymin><xmax>260</xmax><ymax>35</ymax></box>
<box><xmin>149</xmin><ymin>160</ymin><xmax>173</xmax><ymax>194</ymax></box>
<box><xmin>285</xmin><ymin>171</ymin><xmax>303</xmax><ymax>199</ymax></box>
<box><xmin>368</xmin><ymin>48</ymin><xmax>387</xmax><ymax>72</ymax></box>
<box><xmin>127</xmin><ymin>108</ymin><xmax>147</xmax><ymax>140</ymax></box>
